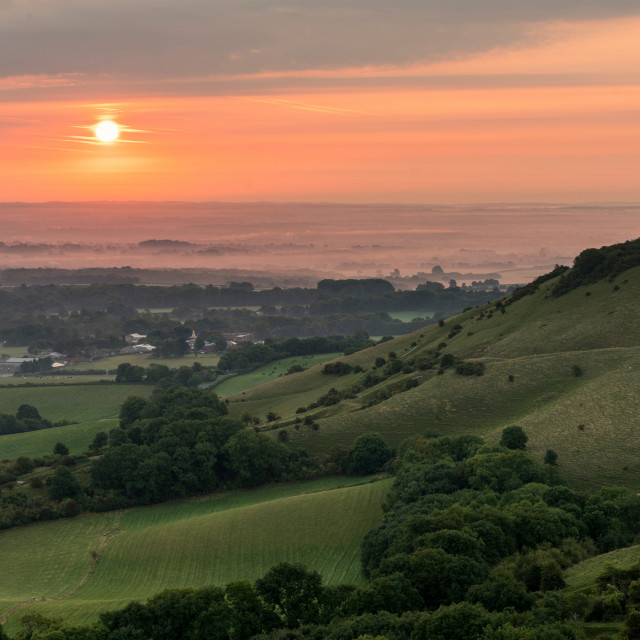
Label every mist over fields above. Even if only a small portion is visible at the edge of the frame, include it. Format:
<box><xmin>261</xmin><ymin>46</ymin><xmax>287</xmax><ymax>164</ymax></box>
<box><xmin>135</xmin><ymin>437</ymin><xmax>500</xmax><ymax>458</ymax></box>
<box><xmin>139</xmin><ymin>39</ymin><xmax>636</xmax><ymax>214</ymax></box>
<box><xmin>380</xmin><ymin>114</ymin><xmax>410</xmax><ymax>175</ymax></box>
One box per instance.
<box><xmin>1</xmin><ymin>202</ymin><xmax>639</xmax><ymax>286</ymax></box>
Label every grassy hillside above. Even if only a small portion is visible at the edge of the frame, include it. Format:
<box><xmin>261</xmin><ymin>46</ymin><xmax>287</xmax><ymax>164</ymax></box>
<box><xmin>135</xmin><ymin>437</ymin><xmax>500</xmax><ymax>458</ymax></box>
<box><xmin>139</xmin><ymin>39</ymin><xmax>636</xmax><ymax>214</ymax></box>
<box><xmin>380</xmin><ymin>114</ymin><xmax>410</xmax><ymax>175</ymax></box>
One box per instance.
<box><xmin>0</xmin><ymin>419</ymin><xmax>117</xmax><ymax>460</ymax></box>
<box><xmin>565</xmin><ymin>544</ymin><xmax>640</xmax><ymax>595</ymax></box>
<box><xmin>214</xmin><ymin>353</ymin><xmax>340</xmax><ymax>397</ymax></box>
<box><xmin>0</xmin><ymin>383</ymin><xmax>152</xmax><ymax>423</ymax></box>
<box><xmin>1</xmin><ymin>476</ymin><xmax>391</xmax><ymax>630</ymax></box>
<box><xmin>229</xmin><ymin>264</ymin><xmax>640</xmax><ymax>491</ymax></box>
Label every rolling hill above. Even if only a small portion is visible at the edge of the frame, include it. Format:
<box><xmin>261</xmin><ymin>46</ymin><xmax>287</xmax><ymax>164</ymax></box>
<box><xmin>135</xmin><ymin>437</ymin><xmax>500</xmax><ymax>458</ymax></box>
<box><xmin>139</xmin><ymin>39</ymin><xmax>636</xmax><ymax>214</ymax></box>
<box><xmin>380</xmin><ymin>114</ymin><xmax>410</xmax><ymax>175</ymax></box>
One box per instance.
<box><xmin>227</xmin><ymin>257</ymin><xmax>640</xmax><ymax>491</ymax></box>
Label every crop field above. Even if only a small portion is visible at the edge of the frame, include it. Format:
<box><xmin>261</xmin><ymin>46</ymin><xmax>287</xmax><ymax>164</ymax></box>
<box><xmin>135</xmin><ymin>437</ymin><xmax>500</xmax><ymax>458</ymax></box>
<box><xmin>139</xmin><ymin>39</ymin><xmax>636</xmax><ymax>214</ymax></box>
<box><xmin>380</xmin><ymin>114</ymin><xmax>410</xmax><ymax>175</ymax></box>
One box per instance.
<box><xmin>0</xmin><ymin>419</ymin><xmax>117</xmax><ymax>460</ymax></box>
<box><xmin>0</xmin><ymin>384</ymin><xmax>151</xmax><ymax>423</ymax></box>
<box><xmin>1</xmin><ymin>476</ymin><xmax>391</xmax><ymax>630</ymax></box>
<box><xmin>214</xmin><ymin>353</ymin><xmax>341</xmax><ymax>397</ymax></box>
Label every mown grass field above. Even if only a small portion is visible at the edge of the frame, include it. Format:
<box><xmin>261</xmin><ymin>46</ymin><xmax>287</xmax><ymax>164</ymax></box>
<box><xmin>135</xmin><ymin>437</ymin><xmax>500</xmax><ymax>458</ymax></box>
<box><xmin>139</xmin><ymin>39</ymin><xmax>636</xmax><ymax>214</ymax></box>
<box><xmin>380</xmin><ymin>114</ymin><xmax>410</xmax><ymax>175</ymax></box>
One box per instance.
<box><xmin>228</xmin><ymin>265</ymin><xmax>640</xmax><ymax>492</ymax></box>
<box><xmin>0</xmin><ymin>384</ymin><xmax>151</xmax><ymax>423</ymax></box>
<box><xmin>1</xmin><ymin>476</ymin><xmax>391</xmax><ymax>630</ymax></box>
<box><xmin>214</xmin><ymin>353</ymin><xmax>341</xmax><ymax>397</ymax></box>
<box><xmin>0</xmin><ymin>419</ymin><xmax>117</xmax><ymax>460</ymax></box>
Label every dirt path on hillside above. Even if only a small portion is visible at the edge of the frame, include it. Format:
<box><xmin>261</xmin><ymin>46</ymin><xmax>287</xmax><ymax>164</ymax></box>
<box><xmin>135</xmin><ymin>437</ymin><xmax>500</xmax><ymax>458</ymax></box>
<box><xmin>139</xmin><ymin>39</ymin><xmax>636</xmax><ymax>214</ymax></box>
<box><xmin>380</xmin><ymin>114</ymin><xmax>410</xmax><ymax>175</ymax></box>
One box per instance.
<box><xmin>0</xmin><ymin>509</ymin><xmax>124</xmax><ymax>625</ymax></box>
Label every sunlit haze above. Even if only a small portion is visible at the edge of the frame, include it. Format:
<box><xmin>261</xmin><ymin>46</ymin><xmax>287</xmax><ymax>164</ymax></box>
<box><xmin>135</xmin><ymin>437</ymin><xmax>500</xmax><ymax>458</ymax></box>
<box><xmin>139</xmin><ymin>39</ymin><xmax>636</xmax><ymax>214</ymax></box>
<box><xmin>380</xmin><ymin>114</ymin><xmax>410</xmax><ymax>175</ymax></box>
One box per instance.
<box><xmin>1</xmin><ymin>1</ymin><xmax>639</xmax><ymax>271</ymax></box>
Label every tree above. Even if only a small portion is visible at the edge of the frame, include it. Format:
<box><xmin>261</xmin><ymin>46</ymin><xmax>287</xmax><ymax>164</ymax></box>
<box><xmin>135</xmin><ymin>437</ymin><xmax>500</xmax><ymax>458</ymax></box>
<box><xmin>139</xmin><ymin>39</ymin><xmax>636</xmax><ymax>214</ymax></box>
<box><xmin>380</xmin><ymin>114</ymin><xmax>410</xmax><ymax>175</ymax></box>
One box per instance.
<box><xmin>500</xmin><ymin>426</ymin><xmax>528</xmax><ymax>450</ymax></box>
<box><xmin>544</xmin><ymin>449</ymin><xmax>558</xmax><ymax>465</ymax></box>
<box><xmin>48</xmin><ymin>467</ymin><xmax>82</xmax><ymax>501</ymax></box>
<box><xmin>115</xmin><ymin>363</ymin><xmax>145</xmax><ymax>383</ymax></box>
<box><xmin>119</xmin><ymin>395</ymin><xmax>150</xmax><ymax>428</ymax></box>
<box><xmin>89</xmin><ymin>431</ymin><xmax>109</xmax><ymax>452</ymax></box>
<box><xmin>17</xmin><ymin>404</ymin><xmax>41</xmax><ymax>422</ymax></box>
<box><xmin>223</xmin><ymin>430</ymin><xmax>286</xmax><ymax>487</ymax></box>
<box><xmin>15</xmin><ymin>456</ymin><xmax>34</xmax><ymax>475</ymax></box>
<box><xmin>348</xmin><ymin>433</ymin><xmax>392</xmax><ymax>475</ymax></box>
<box><xmin>53</xmin><ymin>442</ymin><xmax>69</xmax><ymax>456</ymax></box>
<box><xmin>255</xmin><ymin>562</ymin><xmax>323</xmax><ymax>628</ymax></box>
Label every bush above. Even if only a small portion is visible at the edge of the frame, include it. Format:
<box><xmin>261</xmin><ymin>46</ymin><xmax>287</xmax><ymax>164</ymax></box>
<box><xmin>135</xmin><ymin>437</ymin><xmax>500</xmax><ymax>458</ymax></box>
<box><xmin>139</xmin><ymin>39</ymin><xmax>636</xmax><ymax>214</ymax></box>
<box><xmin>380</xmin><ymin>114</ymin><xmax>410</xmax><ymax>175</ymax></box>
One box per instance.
<box><xmin>544</xmin><ymin>450</ymin><xmax>558</xmax><ymax>465</ymax></box>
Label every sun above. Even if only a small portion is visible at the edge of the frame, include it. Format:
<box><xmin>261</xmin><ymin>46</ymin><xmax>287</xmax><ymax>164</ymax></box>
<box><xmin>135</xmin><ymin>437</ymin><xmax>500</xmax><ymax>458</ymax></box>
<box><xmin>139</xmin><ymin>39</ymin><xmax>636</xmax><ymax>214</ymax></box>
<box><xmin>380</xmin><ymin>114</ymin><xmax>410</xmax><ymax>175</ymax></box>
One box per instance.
<box><xmin>95</xmin><ymin>120</ymin><xmax>119</xmax><ymax>142</ymax></box>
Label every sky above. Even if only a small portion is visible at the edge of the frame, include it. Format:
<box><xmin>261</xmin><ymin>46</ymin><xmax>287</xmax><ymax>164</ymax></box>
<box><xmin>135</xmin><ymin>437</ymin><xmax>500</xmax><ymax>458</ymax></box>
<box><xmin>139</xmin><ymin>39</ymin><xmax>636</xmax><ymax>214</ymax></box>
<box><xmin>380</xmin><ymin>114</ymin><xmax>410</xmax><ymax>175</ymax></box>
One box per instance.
<box><xmin>2</xmin><ymin>0</ymin><xmax>640</xmax><ymax>203</ymax></box>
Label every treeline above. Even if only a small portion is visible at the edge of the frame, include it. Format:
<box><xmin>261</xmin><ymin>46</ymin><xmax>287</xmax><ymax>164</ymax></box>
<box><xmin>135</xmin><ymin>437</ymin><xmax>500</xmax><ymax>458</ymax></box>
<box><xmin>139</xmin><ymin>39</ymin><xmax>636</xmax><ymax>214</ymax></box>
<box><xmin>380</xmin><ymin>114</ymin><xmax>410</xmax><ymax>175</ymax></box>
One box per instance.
<box><xmin>217</xmin><ymin>333</ymin><xmax>373</xmax><ymax>373</ymax></box>
<box><xmin>0</xmin><ymin>404</ymin><xmax>70</xmax><ymax>435</ymax></box>
<box><xmin>552</xmin><ymin>237</ymin><xmax>640</xmax><ymax>296</ymax></box>
<box><xmin>0</xmin><ymin>279</ymin><xmax>503</xmax><ymax>353</ymax></box>
<box><xmin>0</xmin><ymin>386</ymin><xmax>389</xmax><ymax>530</ymax></box>
<box><xmin>10</xmin><ymin>431</ymin><xmax>640</xmax><ymax>639</ymax></box>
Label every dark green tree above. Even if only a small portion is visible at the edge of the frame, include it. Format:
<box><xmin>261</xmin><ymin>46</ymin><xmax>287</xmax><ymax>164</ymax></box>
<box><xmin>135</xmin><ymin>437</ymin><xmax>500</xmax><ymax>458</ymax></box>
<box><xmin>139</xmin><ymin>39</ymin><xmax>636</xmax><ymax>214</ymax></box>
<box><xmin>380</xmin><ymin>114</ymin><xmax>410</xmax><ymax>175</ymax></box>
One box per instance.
<box><xmin>500</xmin><ymin>426</ymin><xmax>528</xmax><ymax>450</ymax></box>
<box><xmin>255</xmin><ymin>562</ymin><xmax>323</xmax><ymax>628</ymax></box>
<box><xmin>89</xmin><ymin>431</ymin><xmax>109</xmax><ymax>452</ymax></box>
<box><xmin>53</xmin><ymin>441</ymin><xmax>69</xmax><ymax>456</ymax></box>
<box><xmin>347</xmin><ymin>433</ymin><xmax>392</xmax><ymax>475</ymax></box>
<box><xmin>48</xmin><ymin>467</ymin><xmax>82</xmax><ymax>501</ymax></box>
<box><xmin>17</xmin><ymin>404</ymin><xmax>41</xmax><ymax>422</ymax></box>
<box><xmin>119</xmin><ymin>396</ymin><xmax>150</xmax><ymax>429</ymax></box>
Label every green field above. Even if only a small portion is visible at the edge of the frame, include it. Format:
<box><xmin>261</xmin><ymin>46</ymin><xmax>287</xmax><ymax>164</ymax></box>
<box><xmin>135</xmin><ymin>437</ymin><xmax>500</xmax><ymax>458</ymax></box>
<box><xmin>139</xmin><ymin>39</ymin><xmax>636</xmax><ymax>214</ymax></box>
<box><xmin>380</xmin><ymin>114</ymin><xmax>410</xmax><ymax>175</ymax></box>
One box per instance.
<box><xmin>0</xmin><ymin>347</ymin><xmax>30</xmax><ymax>358</ymax></box>
<box><xmin>0</xmin><ymin>419</ymin><xmax>117</xmax><ymax>460</ymax></box>
<box><xmin>214</xmin><ymin>353</ymin><xmax>341</xmax><ymax>397</ymax></box>
<box><xmin>565</xmin><ymin>544</ymin><xmax>640</xmax><ymax>594</ymax></box>
<box><xmin>0</xmin><ymin>384</ymin><xmax>151</xmax><ymax>423</ymax></box>
<box><xmin>64</xmin><ymin>352</ymin><xmax>219</xmax><ymax>374</ymax></box>
<box><xmin>387</xmin><ymin>310</ymin><xmax>435</xmax><ymax>322</ymax></box>
<box><xmin>0</xmin><ymin>476</ymin><xmax>391</xmax><ymax>630</ymax></box>
<box><xmin>227</xmin><ymin>265</ymin><xmax>640</xmax><ymax>492</ymax></box>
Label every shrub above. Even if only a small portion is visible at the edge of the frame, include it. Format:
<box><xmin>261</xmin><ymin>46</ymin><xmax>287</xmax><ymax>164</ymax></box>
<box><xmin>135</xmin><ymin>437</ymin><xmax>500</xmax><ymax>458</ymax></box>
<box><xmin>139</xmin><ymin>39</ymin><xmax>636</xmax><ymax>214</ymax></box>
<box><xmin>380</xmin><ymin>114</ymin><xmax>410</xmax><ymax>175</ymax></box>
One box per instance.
<box><xmin>544</xmin><ymin>449</ymin><xmax>558</xmax><ymax>465</ymax></box>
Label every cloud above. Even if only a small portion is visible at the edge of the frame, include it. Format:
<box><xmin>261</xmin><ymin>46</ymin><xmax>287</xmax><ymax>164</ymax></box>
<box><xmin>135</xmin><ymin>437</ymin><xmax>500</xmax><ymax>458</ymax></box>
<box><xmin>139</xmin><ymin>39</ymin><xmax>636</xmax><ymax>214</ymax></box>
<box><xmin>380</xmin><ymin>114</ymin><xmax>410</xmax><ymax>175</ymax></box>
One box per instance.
<box><xmin>1</xmin><ymin>0</ymin><xmax>640</xmax><ymax>80</ymax></box>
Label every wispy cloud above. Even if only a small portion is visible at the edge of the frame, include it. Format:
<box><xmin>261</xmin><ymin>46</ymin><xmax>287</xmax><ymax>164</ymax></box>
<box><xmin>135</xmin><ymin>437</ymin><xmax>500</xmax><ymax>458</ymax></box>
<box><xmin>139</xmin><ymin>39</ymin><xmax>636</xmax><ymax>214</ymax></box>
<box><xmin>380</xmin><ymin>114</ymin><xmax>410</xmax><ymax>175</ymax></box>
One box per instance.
<box><xmin>1</xmin><ymin>0</ymin><xmax>639</xmax><ymax>83</ymax></box>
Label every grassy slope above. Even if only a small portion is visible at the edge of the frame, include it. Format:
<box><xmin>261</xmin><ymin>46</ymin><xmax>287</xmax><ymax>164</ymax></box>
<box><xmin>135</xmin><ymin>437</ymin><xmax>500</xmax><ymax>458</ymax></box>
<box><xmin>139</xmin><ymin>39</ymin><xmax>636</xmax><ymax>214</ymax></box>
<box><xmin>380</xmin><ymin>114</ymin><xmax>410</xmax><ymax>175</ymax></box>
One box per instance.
<box><xmin>229</xmin><ymin>266</ymin><xmax>640</xmax><ymax>491</ymax></box>
<box><xmin>565</xmin><ymin>545</ymin><xmax>640</xmax><ymax>594</ymax></box>
<box><xmin>0</xmin><ymin>419</ymin><xmax>117</xmax><ymax>460</ymax></box>
<box><xmin>214</xmin><ymin>353</ymin><xmax>341</xmax><ymax>397</ymax></box>
<box><xmin>0</xmin><ymin>384</ymin><xmax>152</xmax><ymax>423</ymax></box>
<box><xmin>1</xmin><ymin>476</ymin><xmax>391</xmax><ymax>629</ymax></box>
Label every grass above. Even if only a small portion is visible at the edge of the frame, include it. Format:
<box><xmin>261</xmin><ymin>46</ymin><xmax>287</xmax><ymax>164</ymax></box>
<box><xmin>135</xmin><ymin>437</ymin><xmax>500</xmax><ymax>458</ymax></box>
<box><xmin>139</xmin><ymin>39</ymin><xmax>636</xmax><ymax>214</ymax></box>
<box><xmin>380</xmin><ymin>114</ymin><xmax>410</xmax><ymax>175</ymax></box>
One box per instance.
<box><xmin>0</xmin><ymin>384</ymin><xmax>152</xmax><ymax>423</ymax></box>
<box><xmin>0</xmin><ymin>346</ymin><xmax>31</xmax><ymax>358</ymax></box>
<box><xmin>225</xmin><ymin>265</ymin><xmax>640</xmax><ymax>492</ymax></box>
<box><xmin>386</xmin><ymin>310</ymin><xmax>435</xmax><ymax>322</ymax></box>
<box><xmin>565</xmin><ymin>545</ymin><xmax>640</xmax><ymax>594</ymax></box>
<box><xmin>0</xmin><ymin>419</ymin><xmax>117</xmax><ymax>460</ymax></box>
<box><xmin>1</xmin><ymin>476</ymin><xmax>391</xmax><ymax>630</ymax></box>
<box><xmin>64</xmin><ymin>353</ymin><xmax>219</xmax><ymax>373</ymax></box>
<box><xmin>214</xmin><ymin>353</ymin><xmax>341</xmax><ymax>397</ymax></box>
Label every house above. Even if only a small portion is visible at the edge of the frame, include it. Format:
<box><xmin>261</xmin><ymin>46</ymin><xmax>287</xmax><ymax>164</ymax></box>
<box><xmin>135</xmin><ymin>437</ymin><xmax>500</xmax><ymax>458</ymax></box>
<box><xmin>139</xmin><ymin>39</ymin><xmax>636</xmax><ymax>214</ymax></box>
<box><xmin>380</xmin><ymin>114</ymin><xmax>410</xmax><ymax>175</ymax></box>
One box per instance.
<box><xmin>125</xmin><ymin>333</ymin><xmax>147</xmax><ymax>345</ymax></box>
<box><xmin>132</xmin><ymin>343</ymin><xmax>156</xmax><ymax>353</ymax></box>
<box><xmin>222</xmin><ymin>332</ymin><xmax>253</xmax><ymax>343</ymax></box>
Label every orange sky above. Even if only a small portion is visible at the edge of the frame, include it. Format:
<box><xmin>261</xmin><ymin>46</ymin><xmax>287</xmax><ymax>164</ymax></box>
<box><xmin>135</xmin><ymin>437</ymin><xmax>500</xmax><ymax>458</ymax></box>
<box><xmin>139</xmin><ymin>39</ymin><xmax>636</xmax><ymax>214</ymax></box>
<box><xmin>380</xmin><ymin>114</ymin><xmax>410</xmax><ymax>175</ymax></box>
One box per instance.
<box><xmin>2</xmin><ymin>13</ymin><xmax>640</xmax><ymax>203</ymax></box>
